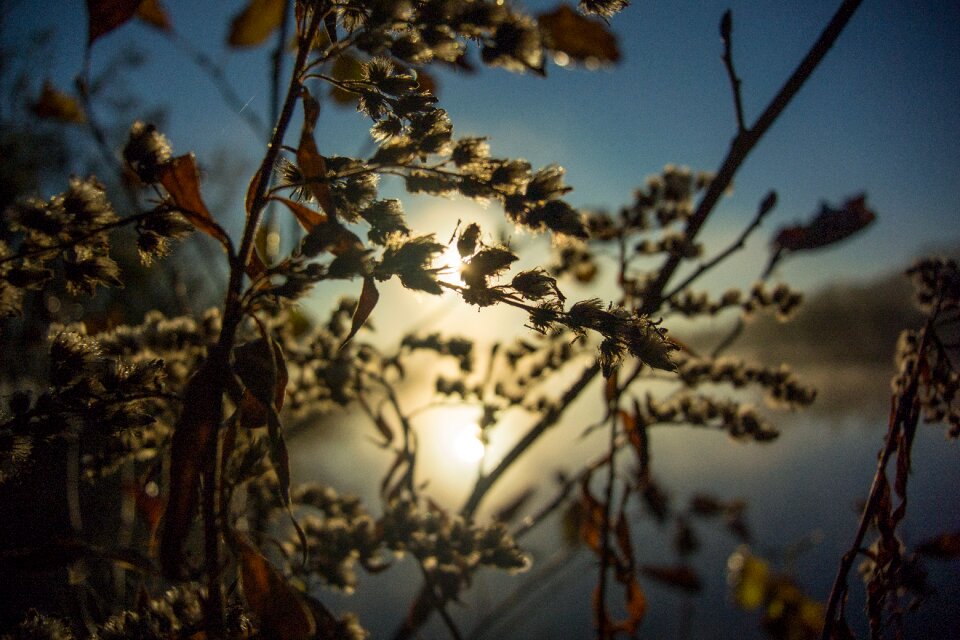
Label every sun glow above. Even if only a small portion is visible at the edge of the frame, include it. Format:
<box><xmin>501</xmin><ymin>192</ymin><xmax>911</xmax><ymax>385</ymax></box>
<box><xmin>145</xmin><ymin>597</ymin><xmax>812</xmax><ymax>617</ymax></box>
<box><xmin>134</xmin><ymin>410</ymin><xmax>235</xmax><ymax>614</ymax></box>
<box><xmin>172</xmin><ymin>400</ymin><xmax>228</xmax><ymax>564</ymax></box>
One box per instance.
<box><xmin>434</xmin><ymin>240</ymin><xmax>468</xmax><ymax>285</ymax></box>
<box><xmin>449</xmin><ymin>422</ymin><xmax>486</xmax><ymax>464</ymax></box>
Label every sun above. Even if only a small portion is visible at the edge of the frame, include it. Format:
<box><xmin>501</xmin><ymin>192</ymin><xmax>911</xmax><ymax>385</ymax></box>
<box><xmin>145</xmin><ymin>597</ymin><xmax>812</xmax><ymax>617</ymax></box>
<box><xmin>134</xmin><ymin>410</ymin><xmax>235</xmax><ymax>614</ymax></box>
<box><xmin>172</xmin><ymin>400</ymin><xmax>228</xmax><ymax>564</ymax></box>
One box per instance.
<box><xmin>435</xmin><ymin>241</ymin><xmax>465</xmax><ymax>285</ymax></box>
<box><xmin>448</xmin><ymin>422</ymin><xmax>486</xmax><ymax>464</ymax></box>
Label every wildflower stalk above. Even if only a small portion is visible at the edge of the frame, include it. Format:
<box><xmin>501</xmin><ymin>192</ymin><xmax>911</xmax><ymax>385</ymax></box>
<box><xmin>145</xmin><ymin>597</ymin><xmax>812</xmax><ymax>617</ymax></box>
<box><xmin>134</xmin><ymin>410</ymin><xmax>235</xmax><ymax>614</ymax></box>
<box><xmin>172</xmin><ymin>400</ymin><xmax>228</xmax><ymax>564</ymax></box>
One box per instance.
<box><xmin>820</xmin><ymin>302</ymin><xmax>937</xmax><ymax>640</ymax></box>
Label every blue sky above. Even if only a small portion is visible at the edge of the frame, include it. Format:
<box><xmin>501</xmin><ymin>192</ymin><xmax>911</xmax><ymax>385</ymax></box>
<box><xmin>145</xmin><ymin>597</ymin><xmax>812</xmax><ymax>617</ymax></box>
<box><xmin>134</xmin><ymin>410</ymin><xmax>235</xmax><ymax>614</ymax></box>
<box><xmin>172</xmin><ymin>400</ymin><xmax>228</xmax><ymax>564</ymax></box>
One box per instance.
<box><xmin>10</xmin><ymin>0</ymin><xmax>960</xmax><ymax>296</ymax></box>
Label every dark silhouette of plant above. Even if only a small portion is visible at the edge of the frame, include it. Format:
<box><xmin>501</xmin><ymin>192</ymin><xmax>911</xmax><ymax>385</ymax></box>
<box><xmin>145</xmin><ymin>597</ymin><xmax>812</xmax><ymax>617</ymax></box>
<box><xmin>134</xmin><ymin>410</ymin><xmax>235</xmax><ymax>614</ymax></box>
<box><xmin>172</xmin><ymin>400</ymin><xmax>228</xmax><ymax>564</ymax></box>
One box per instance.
<box><xmin>3</xmin><ymin>1</ymin><xmax>950</xmax><ymax>640</ymax></box>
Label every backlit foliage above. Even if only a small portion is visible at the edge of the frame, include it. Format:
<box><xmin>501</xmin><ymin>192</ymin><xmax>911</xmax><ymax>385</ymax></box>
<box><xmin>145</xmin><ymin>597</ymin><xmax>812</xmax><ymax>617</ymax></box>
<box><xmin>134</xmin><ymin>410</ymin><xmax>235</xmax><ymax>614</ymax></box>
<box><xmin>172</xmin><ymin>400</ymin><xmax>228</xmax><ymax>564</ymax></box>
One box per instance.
<box><xmin>1</xmin><ymin>1</ymin><xmax>954</xmax><ymax>640</ymax></box>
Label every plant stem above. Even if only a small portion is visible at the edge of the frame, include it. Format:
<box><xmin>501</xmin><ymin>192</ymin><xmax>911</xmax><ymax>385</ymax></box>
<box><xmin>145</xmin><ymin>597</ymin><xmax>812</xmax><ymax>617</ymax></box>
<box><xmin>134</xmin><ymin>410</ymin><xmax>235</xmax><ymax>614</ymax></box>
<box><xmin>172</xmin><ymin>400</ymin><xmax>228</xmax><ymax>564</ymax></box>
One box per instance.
<box><xmin>820</xmin><ymin>310</ymin><xmax>934</xmax><ymax>639</ymax></box>
<box><xmin>596</xmin><ymin>389</ymin><xmax>619</xmax><ymax>639</ymax></box>
<box><xmin>642</xmin><ymin>0</ymin><xmax>864</xmax><ymax>315</ymax></box>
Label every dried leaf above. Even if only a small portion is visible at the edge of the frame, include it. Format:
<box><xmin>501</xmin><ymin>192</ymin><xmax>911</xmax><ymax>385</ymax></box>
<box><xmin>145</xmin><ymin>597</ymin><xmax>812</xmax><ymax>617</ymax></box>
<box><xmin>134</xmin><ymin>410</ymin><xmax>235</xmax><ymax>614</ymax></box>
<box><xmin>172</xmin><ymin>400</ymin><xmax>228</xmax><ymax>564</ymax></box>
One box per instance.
<box><xmin>603</xmin><ymin>368</ymin><xmax>618</xmax><ymax>404</ymax></box>
<box><xmin>620</xmin><ymin>577</ymin><xmax>647</xmax><ymax>633</ymax></box>
<box><xmin>123</xmin><ymin>482</ymin><xmax>163</xmax><ymax>546</ymax></box>
<box><xmin>297</xmin><ymin>89</ymin><xmax>336</xmax><ymax>217</ymax></box>
<box><xmin>159</xmin><ymin>346</ymin><xmax>227</xmax><ymax>578</ymax></box>
<box><xmin>234</xmin><ymin>338</ymin><xmax>286</xmax><ymax>413</ymax></box>
<box><xmin>640</xmin><ymin>564</ymin><xmax>703</xmax><ymax>593</ymax></box>
<box><xmin>915</xmin><ymin>531</ymin><xmax>960</xmax><ymax>559</ymax></box>
<box><xmin>772</xmin><ymin>194</ymin><xmax>876</xmax><ymax>252</ymax></box>
<box><xmin>86</xmin><ymin>0</ymin><xmax>141</xmax><ymax>44</ymax></box>
<box><xmin>136</xmin><ymin>0</ymin><xmax>171</xmax><ymax>30</ymax></box>
<box><xmin>157</xmin><ymin>155</ymin><xmax>227</xmax><ymax>247</ymax></box>
<box><xmin>271</xmin><ymin>196</ymin><xmax>327</xmax><ymax>232</ymax></box>
<box><xmin>228</xmin><ymin>0</ymin><xmax>285</xmax><ymax>48</ymax></box>
<box><xmin>342</xmin><ymin>276</ymin><xmax>379</xmax><ymax>347</ymax></box>
<box><xmin>579</xmin><ymin>477</ymin><xmax>606</xmax><ymax>554</ymax></box>
<box><xmin>329</xmin><ymin>54</ymin><xmax>365</xmax><ymax>106</ymax></box>
<box><xmin>235</xmin><ymin>535</ymin><xmax>316</xmax><ymax>640</ymax></box>
<box><xmin>538</xmin><ymin>4</ymin><xmax>620</xmax><ymax>64</ymax></box>
<box><xmin>31</xmin><ymin>81</ymin><xmax>85</xmax><ymax>123</ymax></box>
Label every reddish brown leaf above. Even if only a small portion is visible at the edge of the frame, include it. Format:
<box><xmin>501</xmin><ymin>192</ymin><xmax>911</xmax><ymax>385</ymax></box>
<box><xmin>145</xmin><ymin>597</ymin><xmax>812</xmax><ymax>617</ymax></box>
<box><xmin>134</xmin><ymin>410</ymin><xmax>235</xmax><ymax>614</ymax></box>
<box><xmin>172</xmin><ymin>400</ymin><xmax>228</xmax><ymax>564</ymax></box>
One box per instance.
<box><xmin>604</xmin><ymin>368</ymin><xmax>618</xmax><ymax>404</ymax></box>
<box><xmin>342</xmin><ymin>276</ymin><xmax>379</xmax><ymax>347</ymax></box>
<box><xmin>271</xmin><ymin>196</ymin><xmax>328</xmax><ymax>232</ymax></box>
<box><xmin>245</xmin><ymin>168</ymin><xmax>263</xmax><ymax>218</ymax></box>
<box><xmin>915</xmin><ymin>531</ymin><xmax>960</xmax><ymax>559</ymax></box>
<box><xmin>620</xmin><ymin>576</ymin><xmax>647</xmax><ymax>633</ymax></box>
<box><xmin>86</xmin><ymin>0</ymin><xmax>142</xmax><ymax>45</ymax></box>
<box><xmin>123</xmin><ymin>482</ymin><xmax>163</xmax><ymax>546</ymax></box>
<box><xmin>538</xmin><ymin>4</ymin><xmax>621</xmax><ymax>64</ymax></box>
<box><xmin>157</xmin><ymin>154</ymin><xmax>227</xmax><ymax>247</ymax></box>
<box><xmin>136</xmin><ymin>0</ymin><xmax>171</xmax><ymax>30</ymax></box>
<box><xmin>228</xmin><ymin>0</ymin><xmax>285</xmax><ymax>48</ymax></box>
<box><xmin>772</xmin><ymin>194</ymin><xmax>876</xmax><ymax>252</ymax></box>
<box><xmin>31</xmin><ymin>81</ymin><xmax>85</xmax><ymax>123</ymax></box>
<box><xmin>235</xmin><ymin>535</ymin><xmax>316</xmax><ymax>640</ymax></box>
<box><xmin>622</xmin><ymin>399</ymin><xmax>649</xmax><ymax>473</ymax></box>
<box><xmin>159</xmin><ymin>346</ymin><xmax>227</xmax><ymax>578</ymax></box>
<box><xmin>579</xmin><ymin>477</ymin><xmax>606</xmax><ymax>554</ymax></box>
<box><xmin>296</xmin><ymin>89</ymin><xmax>336</xmax><ymax>217</ymax></box>
<box><xmin>614</xmin><ymin>513</ymin><xmax>635</xmax><ymax>572</ymax></box>
<box><xmin>640</xmin><ymin>564</ymin><xmax>703</xmax><ymax>593</ymax></box>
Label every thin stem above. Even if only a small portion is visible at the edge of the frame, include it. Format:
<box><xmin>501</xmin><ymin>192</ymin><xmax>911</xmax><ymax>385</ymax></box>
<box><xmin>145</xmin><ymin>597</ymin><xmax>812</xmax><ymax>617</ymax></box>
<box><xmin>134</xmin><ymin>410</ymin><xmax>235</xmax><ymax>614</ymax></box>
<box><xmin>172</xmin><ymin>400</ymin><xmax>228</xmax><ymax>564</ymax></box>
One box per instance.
<box><xmin>218</xmin><ymin>8</ymin><xmax>324</xmax><ymax>347</ymax></box>
<box><xmin>596</xmin><ymin>391</ymin><xmax>619</xmax><ymax>640</ymax></box>
<box><xmin>460</xmin><ymin>360</ymin><xmax>601</xmax><ymax>519</ymax></box>
<box><xmin>417</xmin><ymin>561</ymin><xmax>465</xmax><ymax>640</ymax></box>
<box><xmin>663</xmin><ymin>191</ymin><xmax>776</xmax><ymax>302</ymax></box>
<box><xmin>720</xmin><ymin>10</ymin><xmax>746</xmax><ymax>133</ymax></box>
<box><xmin>642</xmin><ymin>0</ymin><xmax>864</xmax><ymax>315</ymax></box>
<box><xmin>202</xmin><ymin>429</ymin><xmax>225</xmax><ymax>636</ymax></box>
<box><xmin>820</xmin><ymin>307</ymin><xmax>936</xmax><ymax>639</ymax></box>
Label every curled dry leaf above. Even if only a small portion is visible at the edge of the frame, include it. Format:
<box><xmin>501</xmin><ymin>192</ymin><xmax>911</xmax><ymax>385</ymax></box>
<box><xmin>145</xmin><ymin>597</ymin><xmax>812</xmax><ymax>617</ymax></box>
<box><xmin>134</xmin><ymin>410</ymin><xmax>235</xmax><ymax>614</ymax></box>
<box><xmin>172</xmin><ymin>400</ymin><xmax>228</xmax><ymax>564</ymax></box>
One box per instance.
<box><xmin>538</xmin><ymin>4</ymin><xmax>621</xmax><ymax>64</ymax></box>
<box><xmin>159</xmin><ymin>346</ymin><xmax>227</xmax><ymax>578</ymax></box>
<box><xmin>341</xmin><ymin>276</ymin><xmax>379</xmax><ymax>347</ymax></box>
<box><xmin>136</xmin><ymin>0</ymin><xmax>171</xmax><ymax>31</ymax></box>
<box><xmin>915</xmin><ymin>531</ymin><xmax>960</xmax><ymax>559</ymax></box>
<box><xmin>86</xmin><ymin>0</ymin><xmax>142</xmax><ymax>45</ymax></box>
<box><xmin>31</xmin><ymin>81</ymin><xmax>85</xmax><ymax>123</ymax></box>
<box><xmin>640</xmin><ymin>564</ymin><xmax>703</xmax><ymax>593</ymax></box>
<box><xmin>297</xmin><ymin>88</ymin><xmax>337</xmax><ymax>217</ymax></box>
<box><xmin>157</xmin><ymin>154</ymin><xmax>227</xmax><ymax>247</ymax></box>
<box><xmin>234</xmin><ymin>535</ymin><xmax>316</xmax><ymax>640</ymax></box>
<box><xmin>772</xmin><ymin>194</ymin><xmax>876</xmax><ymax>253</ymax></box>
<box><xmin>228</xmin><ymin>0</ymin><xmax>285</xmax><ymax>48</ymax></box>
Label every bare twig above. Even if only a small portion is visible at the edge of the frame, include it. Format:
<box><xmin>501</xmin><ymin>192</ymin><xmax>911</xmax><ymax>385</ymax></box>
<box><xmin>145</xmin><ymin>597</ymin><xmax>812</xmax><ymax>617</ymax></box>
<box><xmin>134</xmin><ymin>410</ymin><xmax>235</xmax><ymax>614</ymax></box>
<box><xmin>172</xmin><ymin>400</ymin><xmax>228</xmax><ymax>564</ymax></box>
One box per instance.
<box><xmin>820</xmin><ymin>306</ymin><xmax>936</xmax><ymax>639</ymax></box>
<box><xmin>642</xmin><ymin>0</ymin><xmax>864</xmax><ymax>316</ymax></box>
<box><xmin>664</xmin><ymin>191</ymin><xmax>777</xmax><ymax>302</ymax></box>
<box><xmin>596</xmin><ymin>384</ymin><xmax>620</xmax><ymax>640</ymax></box>
<box><xmin>720</xmin><ymin>10</ymin><xmax>746</xmax><ymax>133</ymax></box>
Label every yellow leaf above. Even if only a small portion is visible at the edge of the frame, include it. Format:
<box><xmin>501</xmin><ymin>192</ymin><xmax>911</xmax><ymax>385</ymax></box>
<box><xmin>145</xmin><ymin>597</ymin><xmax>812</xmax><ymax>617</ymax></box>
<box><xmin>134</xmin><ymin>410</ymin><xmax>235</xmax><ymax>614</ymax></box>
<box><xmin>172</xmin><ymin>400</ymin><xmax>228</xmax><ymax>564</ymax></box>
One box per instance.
<box><xmin>31</xmin><ymin>81</ymin><xmax>85</xmax><ymax>124</ymax></box>
<box><xmin>228</xmin><ymin>0</ymin><xmax>285</xmax><ymax>48</ymax></box>
<box><xmin>136</xmin><ymin>0</ymin><xmax>171</xmax><ymax>31</ymax></box>
<box><xmin>538</xmin><ymin>4</ymin><xmax>621</xmax><ymax>65</ymax></box>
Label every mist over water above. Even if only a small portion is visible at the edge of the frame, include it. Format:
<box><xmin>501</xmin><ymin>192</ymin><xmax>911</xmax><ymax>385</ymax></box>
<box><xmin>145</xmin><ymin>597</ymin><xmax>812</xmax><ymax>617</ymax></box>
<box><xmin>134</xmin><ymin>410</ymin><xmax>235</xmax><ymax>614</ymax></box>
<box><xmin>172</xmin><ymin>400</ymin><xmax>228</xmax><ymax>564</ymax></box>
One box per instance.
<box><xmin>291</xmin><ymin>268</ymin><xmax>960</xmax><ymax>638</ymax></box>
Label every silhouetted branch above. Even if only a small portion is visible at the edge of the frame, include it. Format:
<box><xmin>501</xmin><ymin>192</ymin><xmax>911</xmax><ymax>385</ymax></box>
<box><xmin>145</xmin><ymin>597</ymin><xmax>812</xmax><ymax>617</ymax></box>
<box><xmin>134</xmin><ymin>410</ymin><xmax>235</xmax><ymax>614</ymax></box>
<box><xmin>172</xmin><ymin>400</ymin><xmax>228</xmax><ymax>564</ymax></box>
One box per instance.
<box><xmin>719</xmin><ymin>10</ymin><xmax>746</xmax><ymax>132</ymax></box>
<box><xmin>642</xmin><ymin>0</ymin><xmax>864</xmax><ymax>316</ymax></box>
